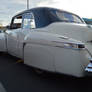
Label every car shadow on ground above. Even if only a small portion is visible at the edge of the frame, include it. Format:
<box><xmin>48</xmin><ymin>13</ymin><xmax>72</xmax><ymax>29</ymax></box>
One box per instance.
<box><xmin>0</xmin><ymin>53</ymin><xmax>91</xmax><ymax>92</ymax></box>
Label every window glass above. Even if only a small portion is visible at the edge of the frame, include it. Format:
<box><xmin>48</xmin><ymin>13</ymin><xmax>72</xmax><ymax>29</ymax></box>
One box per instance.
<box><xmin>11</xmin><ymin>16</ymin><xmax>22</xmax><ymax>29</ymax></box>
<box><xmin>50</xmin><ymin>10</ymin><xmax>83</xmax><ymax>23</ymax></box>
<box><xmin>22</xmin><ymin>13</ymin><xmax>36</xmax><ymax>29</ymax></box>
<box><xmin>73</xmin><ymin>15</ymin><xmax>83</xmax><ymax>23</ymax></box>
<box><xmin>14</xmin><ymin>18</ymin><xmax>22</xmax><ymax>24</ymax></box>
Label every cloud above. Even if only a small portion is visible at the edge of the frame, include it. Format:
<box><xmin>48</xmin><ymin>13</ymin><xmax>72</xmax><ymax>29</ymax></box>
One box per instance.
<box><xmin>37</xmin><ymin>0</ymin><xmax>92</xmax><ymax>18</ymax></box>
<box><xmin>11</xmin><ymin>0</ymin><xmax>26</xmax><ymax>5</ymax></box>
<box><xmin>0</xmin><ymin>0</ymin><xmax>56</xmax><ymax>25</ymax></box>
<box><xmin>10</xmin><ymin>0</ymin><xmax>56</xmax><ymax>8</ymax></box>
<box><xmin>0</xmin><ymin>0</ymin><xmax>92</xmax><ymax>25</ymax></box>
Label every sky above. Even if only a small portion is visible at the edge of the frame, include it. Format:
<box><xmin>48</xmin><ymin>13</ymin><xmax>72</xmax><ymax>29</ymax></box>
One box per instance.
<box><xmin>0</xmin><ymin>0</ymin><xmax>92</xmax><ymax>26</ymax></box>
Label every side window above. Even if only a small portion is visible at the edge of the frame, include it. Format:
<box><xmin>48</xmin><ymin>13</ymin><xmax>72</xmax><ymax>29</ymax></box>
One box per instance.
<box><xmin>10</xmin><ymin>16</ymin><xmax>22</xmax><ymax>29</ymax></box>
<box><xmin>22</xmin><ymin>12</ymin><xmax>36</xmax><ymax>29</ymax></box>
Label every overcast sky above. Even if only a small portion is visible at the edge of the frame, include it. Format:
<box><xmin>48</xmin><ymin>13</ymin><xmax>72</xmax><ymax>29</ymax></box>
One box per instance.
<box><xmin>0</xmin><ymin>0</ymin><xmax>92</xmax><ymax>25</ymax></box>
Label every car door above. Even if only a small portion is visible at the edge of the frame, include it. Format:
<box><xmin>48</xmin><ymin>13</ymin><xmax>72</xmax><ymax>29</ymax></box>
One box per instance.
<box><xmin>17</xmin><ymin>12</ymin><xmax>36</xmax><ymax>58</ymax></box>
<box><xmin>7</xmin><ymin>12</ymin><xmax>36</xmax><ymax>59</ymax></box>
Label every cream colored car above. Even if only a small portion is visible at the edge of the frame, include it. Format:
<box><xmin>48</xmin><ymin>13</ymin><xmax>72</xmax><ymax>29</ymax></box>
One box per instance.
<box><xmin>0</xmin><ymin>7</ymin><xmax>92</xmax><ymax>77</ymax></box>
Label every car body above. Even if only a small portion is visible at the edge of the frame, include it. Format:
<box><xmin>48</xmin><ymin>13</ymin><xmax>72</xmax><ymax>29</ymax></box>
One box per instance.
<box><xmin>0</xmin><ymin>7</ymin><xmax>92</xmax><ymax>77</ymax></box>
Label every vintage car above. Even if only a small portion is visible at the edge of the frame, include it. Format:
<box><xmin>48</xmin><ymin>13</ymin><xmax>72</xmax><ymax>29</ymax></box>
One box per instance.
<box><xmin>0</xmin><ymin>7</ymin><xmax>92</xmax><ymax>77</ymax></box>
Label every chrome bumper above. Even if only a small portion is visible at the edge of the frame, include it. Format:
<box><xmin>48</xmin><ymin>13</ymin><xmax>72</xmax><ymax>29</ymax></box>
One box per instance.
<box><xmin>85</xmin><ymin>62</ymin><xmax>92</xmax><ymax>72</ymax></box>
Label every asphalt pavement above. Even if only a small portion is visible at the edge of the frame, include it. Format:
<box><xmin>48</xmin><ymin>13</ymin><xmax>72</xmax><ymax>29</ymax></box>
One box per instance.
<box><xmin>0</xmin><ymin>53</ymin><xmax>92</xmax><ymax>92</ymax></box>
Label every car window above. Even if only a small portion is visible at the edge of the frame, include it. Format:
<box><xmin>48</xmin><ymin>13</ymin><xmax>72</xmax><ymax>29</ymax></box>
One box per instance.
<box><xmin>22</xmin><ymin>12</ymin><xmax>36</xmax><ymax>29</ymax></box>
<box><xmin>14</xmin><ymin>18</ymin><xmax>22</xmax><ymax>24</ymax></box>
<box><xmin>50</xmin><ymin>10</ymin><xmax>84</xmax><ymax>24</ymax></box>
<box><xmin>10</xmin><ymin>15</ymin><xmax>22</xmax><ymax>29</ymax></box>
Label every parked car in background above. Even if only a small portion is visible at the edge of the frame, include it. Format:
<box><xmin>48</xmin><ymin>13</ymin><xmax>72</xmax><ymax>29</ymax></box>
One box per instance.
<box><xmin>0</xmin><ymin>7</ymin><xmax>92</xmax><ymax>77</ymax></box>
<box><xmin>83</xmin><ymin>18</ymin><xmax>92</xmax><ymax>25</ymax></box>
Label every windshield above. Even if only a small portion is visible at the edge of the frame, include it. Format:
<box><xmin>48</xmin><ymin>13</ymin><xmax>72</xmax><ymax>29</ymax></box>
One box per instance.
<box><xmin>48</xmin><ymin>9</ymin><xmax>84</xmax><ymax>24</ymax></box>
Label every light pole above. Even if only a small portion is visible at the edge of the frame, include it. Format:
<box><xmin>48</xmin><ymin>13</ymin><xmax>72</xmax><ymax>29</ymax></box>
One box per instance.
<box><xmin>27</xmin><ymin>0</ymin><xmax>29</xmax><ymax>10</ymax></box>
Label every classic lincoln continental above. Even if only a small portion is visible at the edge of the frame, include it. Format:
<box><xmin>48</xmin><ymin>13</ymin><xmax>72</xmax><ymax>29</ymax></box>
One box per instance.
<box><xmin>0</xmin><ymin>7</ymin><xmax>92</xmax><ymax>77</ymax></box>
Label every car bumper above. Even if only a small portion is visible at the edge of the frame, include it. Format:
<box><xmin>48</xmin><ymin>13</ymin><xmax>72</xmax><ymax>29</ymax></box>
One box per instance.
<box><xmin>85</xmin><ymin>59</ymin><xmax>92</xmax><ymax>76</ymax></box>
<box><xmin>85</xmin><ymin>62</ymin><xmax>92</xmax><ymax>72</ymax></box>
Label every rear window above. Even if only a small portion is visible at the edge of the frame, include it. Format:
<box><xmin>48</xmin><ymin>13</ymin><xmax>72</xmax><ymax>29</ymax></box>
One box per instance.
<box><xmin>50</xmin><ymin>10</ymin><xmax>84</xmax><ymax>24</ymax></box>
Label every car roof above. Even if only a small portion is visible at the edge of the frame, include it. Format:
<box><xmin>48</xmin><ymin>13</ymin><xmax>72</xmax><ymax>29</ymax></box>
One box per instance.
<box><xmin>13</xmin><ymin>7</ymin><xmax>78</xmax><ymax>18</ymax></box>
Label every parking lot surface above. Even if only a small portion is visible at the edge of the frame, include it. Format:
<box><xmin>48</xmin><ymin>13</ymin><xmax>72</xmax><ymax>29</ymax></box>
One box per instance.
<box><xmin>0</xmin><ymin>54</ymin><xmax>91</xmax><ymax>92</ymax></box>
